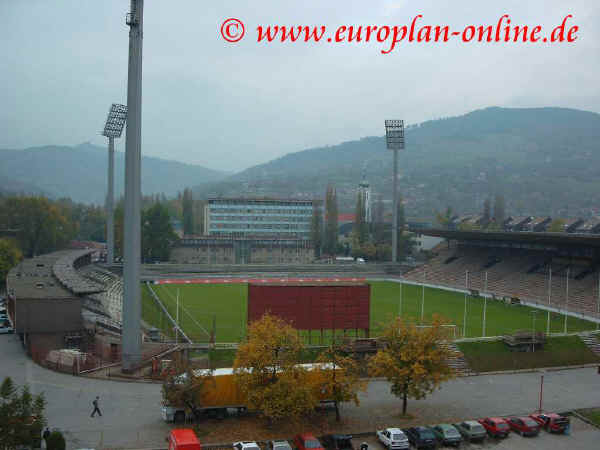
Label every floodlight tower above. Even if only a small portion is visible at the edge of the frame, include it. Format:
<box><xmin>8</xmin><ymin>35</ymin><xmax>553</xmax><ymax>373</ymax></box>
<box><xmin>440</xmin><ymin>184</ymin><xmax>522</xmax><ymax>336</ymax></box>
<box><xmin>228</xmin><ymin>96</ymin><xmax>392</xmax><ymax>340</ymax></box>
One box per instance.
<box><xmin>385</xmin><ymin>120</ymin><xmax>405</xmax><ymax>263</ymax></box>
<box><xmin>101</xmin><ymin>103</ymin><xmax>127</xmax><ymax>266</ymax></box>
<box><xmin>122</xmin><ymin>0</ymin><xmax>144</xmax><ymax>372</ymax></box>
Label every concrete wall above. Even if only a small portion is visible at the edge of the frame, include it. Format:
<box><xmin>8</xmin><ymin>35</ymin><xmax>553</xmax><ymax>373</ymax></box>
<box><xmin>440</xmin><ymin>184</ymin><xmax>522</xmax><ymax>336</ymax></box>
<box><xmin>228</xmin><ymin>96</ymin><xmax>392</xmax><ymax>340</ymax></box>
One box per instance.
<box><xmin>15</xmin><ymin>297</ymin><xmax>82</xmax><ymax>333</ymax></box>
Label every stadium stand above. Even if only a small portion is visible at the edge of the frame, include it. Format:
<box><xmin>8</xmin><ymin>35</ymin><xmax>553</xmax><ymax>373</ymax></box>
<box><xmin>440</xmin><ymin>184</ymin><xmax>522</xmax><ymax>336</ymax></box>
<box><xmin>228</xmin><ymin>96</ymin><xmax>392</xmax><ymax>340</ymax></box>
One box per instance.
<box><xmin>78</xmin><ymin>265</ymin><xmax>123</xmax><ymax>325</ymax></box>
<box><xmin>405</xmin><ymin>230</ymin><xmax>600</xmax><ymax>319</ymax></box>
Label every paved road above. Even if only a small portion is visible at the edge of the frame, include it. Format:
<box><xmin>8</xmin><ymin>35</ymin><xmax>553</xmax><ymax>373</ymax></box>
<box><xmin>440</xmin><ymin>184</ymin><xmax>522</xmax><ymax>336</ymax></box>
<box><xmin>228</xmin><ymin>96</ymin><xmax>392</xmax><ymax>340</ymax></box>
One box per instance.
<box><xmin>2</xmin><ymin>334</ymin><xmax>599</xmax><ymax>449</ymax></box>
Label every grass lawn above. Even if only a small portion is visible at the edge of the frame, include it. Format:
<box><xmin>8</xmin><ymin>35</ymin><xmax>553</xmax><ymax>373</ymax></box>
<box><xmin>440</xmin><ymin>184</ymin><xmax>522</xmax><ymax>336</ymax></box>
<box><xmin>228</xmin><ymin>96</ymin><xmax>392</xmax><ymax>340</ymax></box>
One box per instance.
<box><xmin>577</xmin><ymin>408</ymin><xmax>600</xmax><ymax>426</ymax></box>
<box><xmin>457</xmin><ymin>336</ymin><xmax>600</xmax><ymax>372</ymax></box>
<box><xmin>142</xmin><ymin>280</ymin><xmax>598</xmax><ymax>343</ymax></box>
<box><xmin>142</xmin><ymin>282</ymin><xmax>247</xmax><ymax>342</ymax></box>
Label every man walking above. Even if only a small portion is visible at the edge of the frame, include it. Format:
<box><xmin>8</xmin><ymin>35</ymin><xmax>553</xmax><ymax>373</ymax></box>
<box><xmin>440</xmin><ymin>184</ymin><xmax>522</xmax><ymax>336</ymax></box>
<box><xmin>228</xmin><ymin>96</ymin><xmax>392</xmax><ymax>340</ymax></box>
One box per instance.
<box><xmin>90</xmin><ymin>396</ymin><xmax>102</xmax><ymax>417</ymax></box>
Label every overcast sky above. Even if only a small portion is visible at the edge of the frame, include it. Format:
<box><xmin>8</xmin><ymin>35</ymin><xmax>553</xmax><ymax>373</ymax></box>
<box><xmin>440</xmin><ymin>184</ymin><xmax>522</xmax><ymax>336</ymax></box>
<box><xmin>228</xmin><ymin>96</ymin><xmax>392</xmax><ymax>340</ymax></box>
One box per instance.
<box><xmin>1</xmin><ymin>0</ymin><xmax>598</xmax><ymax>171</ymax></box>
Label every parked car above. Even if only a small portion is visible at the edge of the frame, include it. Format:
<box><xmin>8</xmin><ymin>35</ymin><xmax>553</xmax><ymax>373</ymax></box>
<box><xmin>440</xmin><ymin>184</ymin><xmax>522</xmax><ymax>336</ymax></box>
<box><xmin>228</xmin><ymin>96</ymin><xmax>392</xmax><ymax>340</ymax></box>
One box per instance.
<box><xmin>0</xmin><ymin>325</ymin><xmax>14</xmax><ymax>334</ymax></box>
<box><xmin>478</xmin><ymin>417</ymin><xmax>510</xmax><ymax>438</ymax></box>
<box><xmin>506</xmin><ymin>417</ymin><xmax>541</xmax><ymax>436</ymax></box>
<box><xmin>529</xmin><ymin>412</ymin><xmax>570</xmax><ymax>433</ymax></box>
<box><xmin>321</xmin><ymin>435</ymin><xmax>353</xmax><ymax>450</ymax></box>
<box><xmin>268</xmin><ymin>441</ymin><xmax>292</xmax><ymax>450</ymax></box>
<box><xmin>234</xmin><ymin>442</ymin><xmax>261</xmax><ymax>450</ymax></box>
<box><xmin>453</xmin><ymin>421</ymin><xmax>487</xmax><ymax>442</ymax></box>
<box><xmin>429</xmin><ymin>424</ymin><xmax>462</xmax><ymax>447</ymax></box>
<box><xmin>403</xmin><ymin>427</ymin><xmax>437</xmax><ymax>449</ymax></box>
<box><xmin>376</xmin><ymin>428</ymin><xmax>409</xmax><ymax>450</ymax></box>
<box><xmin>294</xmin><ymin>434</ymin><xmax>324</xmax><ymax>450</ymax></box>
<box><xmin>167</xmin><ymin>429</ymin><xmax>201</xmax><ymax>450</ymax></box>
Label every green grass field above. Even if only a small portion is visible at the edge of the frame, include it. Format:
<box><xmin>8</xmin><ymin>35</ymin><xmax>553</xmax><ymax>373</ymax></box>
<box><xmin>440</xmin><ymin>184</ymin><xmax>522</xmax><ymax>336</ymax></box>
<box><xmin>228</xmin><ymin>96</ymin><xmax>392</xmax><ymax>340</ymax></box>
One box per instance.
<box><xmin>457</xmin><ymin>336</ymin><xmax>600</xmax><ymax>372</ymax></box>
<box><xmin>577</xmin><ymin>408</ymin><xmax>600</xmax><ymax>427</ymax></box>
<box><xmin>141</xmin><ymin>280</ymin><xmax>598</xmax><ymax>343</ymax></box>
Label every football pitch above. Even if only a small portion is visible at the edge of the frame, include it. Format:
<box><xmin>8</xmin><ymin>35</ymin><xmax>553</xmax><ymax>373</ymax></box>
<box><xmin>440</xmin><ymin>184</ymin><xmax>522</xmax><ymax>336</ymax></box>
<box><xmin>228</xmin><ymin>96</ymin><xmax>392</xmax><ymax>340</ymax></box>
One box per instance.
<box><xmin>141</xmin><ymin>280</ymin><xmax>598</xmax><ymax>343</ymax></box>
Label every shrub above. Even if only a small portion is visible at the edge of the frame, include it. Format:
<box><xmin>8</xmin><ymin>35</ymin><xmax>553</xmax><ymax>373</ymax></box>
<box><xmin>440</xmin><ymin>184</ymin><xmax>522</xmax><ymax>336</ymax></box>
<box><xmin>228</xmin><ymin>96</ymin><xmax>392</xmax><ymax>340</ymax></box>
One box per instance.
<box><xmin>46</xmin><ymin>431</ymin><xmax>66</xmax><ymax>450</ymax></box>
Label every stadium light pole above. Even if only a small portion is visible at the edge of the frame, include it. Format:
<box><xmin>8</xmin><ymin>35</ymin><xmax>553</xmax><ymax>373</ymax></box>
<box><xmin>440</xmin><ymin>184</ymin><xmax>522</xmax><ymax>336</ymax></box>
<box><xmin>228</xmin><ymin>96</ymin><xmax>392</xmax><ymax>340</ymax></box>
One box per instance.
<box><xmin>101</xmin><ymin>103</ymin><xmax>127</xmax><ymax>266</ymax></box>
<box><xmin>122</xmin><ymin>0</ymin><xmax>144</xmax><ymax>373</ymax></box>
<box><xmin>385</xmin><ymin>120</ymin><xmax>404</xmax><ymax>263</ymax></box>
<box><xmin>563</xmin><ymin>266</ymin><xmax>570</xmax><ymax>334</ymax></box>
<box><xmin>463</xmin><ymin>270</ymin><xmax>469</xmax><ymax>337</ymax></box>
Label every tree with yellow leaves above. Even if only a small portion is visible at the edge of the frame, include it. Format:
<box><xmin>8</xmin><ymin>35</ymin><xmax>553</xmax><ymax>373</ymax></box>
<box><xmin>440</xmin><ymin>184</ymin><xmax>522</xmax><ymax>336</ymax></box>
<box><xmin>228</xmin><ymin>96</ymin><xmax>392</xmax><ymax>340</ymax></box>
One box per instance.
<box><xmin>233</xmin><ymin>313</ymin><xmax>319</xmax><ymax>422</ymax></box>
<box><xmin>161</xmin><ymin>354</ymin><xmax>215</xmax><ymax>421</ymax></box>
<box><xmin>368</xmin><ymin>315</ymin><xmax>455</xmax><ymax>415</ymax></box>
<box><xmin>315</xmin><ymin>344</ymin><xmax>366</xmax><ymax>422</ymax></box>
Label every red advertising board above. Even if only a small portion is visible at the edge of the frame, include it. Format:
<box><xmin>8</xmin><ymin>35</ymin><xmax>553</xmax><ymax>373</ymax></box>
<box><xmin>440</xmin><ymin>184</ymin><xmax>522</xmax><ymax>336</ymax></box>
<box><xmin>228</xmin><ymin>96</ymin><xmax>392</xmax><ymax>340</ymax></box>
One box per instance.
<box><xmin>248</xmin><ymin>283</ymin><xmax>370</xmax><ymax>331</ymax></box>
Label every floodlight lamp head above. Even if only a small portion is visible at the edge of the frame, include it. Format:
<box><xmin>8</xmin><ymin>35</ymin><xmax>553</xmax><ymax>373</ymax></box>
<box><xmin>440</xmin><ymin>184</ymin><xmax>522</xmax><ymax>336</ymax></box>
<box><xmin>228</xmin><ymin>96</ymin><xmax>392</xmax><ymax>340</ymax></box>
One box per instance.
<box><xmin>385</xmin><ymin>119</ymin><xmax>405</xmax><ymax>150</ymax></box>
<box><xmin>102</xmin><ymin>103</ymin><xmax>128</xmax><ymax>138</ymax></box>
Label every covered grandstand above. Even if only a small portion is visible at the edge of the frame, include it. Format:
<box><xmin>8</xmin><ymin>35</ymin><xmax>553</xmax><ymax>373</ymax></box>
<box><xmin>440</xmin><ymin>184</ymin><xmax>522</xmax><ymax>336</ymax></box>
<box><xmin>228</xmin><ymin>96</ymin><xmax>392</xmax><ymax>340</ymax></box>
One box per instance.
<box><xmin>405</xmin><ymin>229</ymin><xmax>600</xmax><ymax>322</ymax></box>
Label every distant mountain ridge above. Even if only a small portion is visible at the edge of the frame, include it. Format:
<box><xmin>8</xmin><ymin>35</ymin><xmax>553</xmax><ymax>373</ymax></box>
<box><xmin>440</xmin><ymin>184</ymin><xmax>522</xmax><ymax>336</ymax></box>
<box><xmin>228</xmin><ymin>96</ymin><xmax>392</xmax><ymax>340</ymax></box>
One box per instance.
<box><xmin>0</xmin><ymin>143</ymin><xmax>226</xmax><ymax>204</ymax></box>
<box><xmin>195</xmin><ymin>107</ymin><xmax>600</xmax><ymax>218</ymax></box>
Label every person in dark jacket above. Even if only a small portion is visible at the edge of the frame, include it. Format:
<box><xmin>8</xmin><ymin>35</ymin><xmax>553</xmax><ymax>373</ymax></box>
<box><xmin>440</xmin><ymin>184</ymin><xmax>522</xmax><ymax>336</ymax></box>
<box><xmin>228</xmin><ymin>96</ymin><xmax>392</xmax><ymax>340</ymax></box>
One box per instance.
<box><xmin>90</xmin><ymin>396</ymin><xmax>102</xmax><ymax>417</ymax></box>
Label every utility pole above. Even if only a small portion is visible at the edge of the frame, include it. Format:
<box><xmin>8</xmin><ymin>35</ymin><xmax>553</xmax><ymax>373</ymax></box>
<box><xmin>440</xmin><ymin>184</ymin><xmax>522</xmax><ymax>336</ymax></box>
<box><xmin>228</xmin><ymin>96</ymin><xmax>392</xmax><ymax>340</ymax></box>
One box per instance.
<box><xmin>564</xmin><ymin>266</ymin><xmax>570</xmax><ymax>334</ymax></box>
<box><xmin>463</xmin><ymin>270</ymin><xmax>469</xmax><ymax>337</ymax></box>
<box><xmin>122</xmin><ymin>0</ymin><xmax>144</xmax><ymax>372</ymax></box>
<box><xmin>175</xmin><ymin>288</ymin><xmax>179</xmax><ymax>344</ymax></box>
<box><xmin>483</xmin><ymin>271</ymin><xmax>488</xmax><ymax>337</ymax></box>
<box><xmin>547</xmin><ymin>266</ymin><xmax>552</xmax><ymax>334</ymax></box>
<box><xmin>398</xmin><ymin>280</ymin><xmax>403</xmax><ymax>317</ymax></box>
<box><xmin>421</xmin><ymin>268</ymin><xmax>425</xmax><ymax>323</ymax></box>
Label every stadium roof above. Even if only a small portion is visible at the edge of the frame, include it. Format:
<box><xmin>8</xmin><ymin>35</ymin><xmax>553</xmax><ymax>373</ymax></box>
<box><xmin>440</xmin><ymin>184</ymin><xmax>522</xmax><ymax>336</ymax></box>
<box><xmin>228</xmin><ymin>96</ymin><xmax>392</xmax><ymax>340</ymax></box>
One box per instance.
<box><xmin>414</xmin><ymin>228</ymin><xmax>600</xmax><ymax>248</ymax></box>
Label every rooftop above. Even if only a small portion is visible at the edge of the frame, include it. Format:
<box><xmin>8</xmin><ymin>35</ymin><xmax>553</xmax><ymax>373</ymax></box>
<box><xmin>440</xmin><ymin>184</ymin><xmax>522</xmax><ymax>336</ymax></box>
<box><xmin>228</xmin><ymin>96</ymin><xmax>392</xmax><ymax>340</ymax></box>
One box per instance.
<box><xmin>208</xmin><ymin>197</ymin><xmax>316</xmax><ymax>204</ymax></box>
<box><xmin>7</xmin><ymin>249</ymin><xmax>98</xmax><ymax>299</ymax></box>
<box><xmin>7</xmin><ymin>251</ymin><xmax>76</xmax><ymax>299</ymax></box>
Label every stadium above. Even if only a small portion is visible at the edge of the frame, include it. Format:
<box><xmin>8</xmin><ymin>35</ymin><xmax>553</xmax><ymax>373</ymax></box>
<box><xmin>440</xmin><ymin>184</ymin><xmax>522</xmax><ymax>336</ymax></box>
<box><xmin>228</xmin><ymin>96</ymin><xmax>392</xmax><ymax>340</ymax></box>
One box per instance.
<box><xmin>5</xmin><ymin>224</ymin><xmax>600</xmax><ymax>375</ymax></box>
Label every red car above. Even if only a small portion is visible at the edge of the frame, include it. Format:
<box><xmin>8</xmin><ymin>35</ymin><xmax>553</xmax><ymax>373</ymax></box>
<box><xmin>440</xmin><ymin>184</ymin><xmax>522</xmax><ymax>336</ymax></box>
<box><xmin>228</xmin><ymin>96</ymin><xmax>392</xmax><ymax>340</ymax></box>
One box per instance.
<box><xmin>506</xmin><ymin>416</ymin><xmax>541</xmax><ymax>437</ymax></box>
<box><xmin>529</xmin><ymin>413</ymin><xmax>570</xmax><ymax>433</ymax></box>
<box><xmin>478</xmin><ymin>417</ymin><xmax>510</xmax><ymax>438</ymax></box>
<box><xmin>294</xmin><ymin>434</ymin><xmax>324</xmax><ymax>450</ymax></box>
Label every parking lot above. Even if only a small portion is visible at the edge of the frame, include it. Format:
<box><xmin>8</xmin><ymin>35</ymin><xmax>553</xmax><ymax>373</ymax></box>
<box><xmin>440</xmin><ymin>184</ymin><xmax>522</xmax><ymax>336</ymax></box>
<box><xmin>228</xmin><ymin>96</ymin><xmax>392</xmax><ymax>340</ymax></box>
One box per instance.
<box><xmin>360</xmin><ymin>415</ymin><xmax>599</xmax><ymax>450</ymax></box>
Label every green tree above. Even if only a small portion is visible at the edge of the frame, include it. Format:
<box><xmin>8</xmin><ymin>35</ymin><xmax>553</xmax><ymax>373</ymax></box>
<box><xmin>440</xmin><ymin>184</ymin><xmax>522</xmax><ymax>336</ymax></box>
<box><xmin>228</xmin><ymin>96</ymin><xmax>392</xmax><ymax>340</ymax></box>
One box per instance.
<box><xmin>0</xmin><ymin>238</ymin><xmax>22</xmax><ymax>284</ymax></box>
<box><xmin>373</xmin><ymin>195</ymin><xmax>385</xmax><ymax>244</ymax></box>
<box><xmin>142</xmin><ymin>203</ymin><xmax>177</xmax><ymax>262</ymax></box>
<box><xmin>310</xmin><ymin>203</ymin><xmax>323</xmax><ymax>258</ymax></box>
<box><xmin>323</xmin><ymin>185</ymin><xmax>338</xmax><ymax>256</ymax></box>
<box><xmin>0</xmin><ymin>377</ymin><xmax>47</xmax><ymax>450</ymax></box>
<box><xmin>46</xmin><ymin>431</ymin><xmax>66</xmax><ymax>450</ymax></box>
<box><xmin>353</xmin><ymin>191</ymin><xmax>368</xmax><ymax>246</ymax></box>
<box><xmin>493</xmin><ymin>194</ymin><xmax>506</xmax><ymax>227</ymax></box>
<box><xmin>435</xmin><ymin>206</ymin><xmax>453</xmax><ymax>229</ymax></box>
<box><xmin>482</xmin><ymin>198</ymin><xmax>491</xmax><ymax>227</ymax></box>
<box><xmin>192</xmin><ymin>199</ymin><xmax>205</xmax><ymax>235</ymax></box>
<box><xmin>368</xmin><ymin>316</ymin><xmax>455</xmax><ymax>415</ymax></box>
<box><xmin>113</xmin><ymin>198</ymin><xmax>125</xmax><ymax>258</ymax></box>
<box><xmin>182</xmin><ymin>188</ymin><xmax>194</xmax><ymax>236</ymax></box>
<box><xmin>0</xmin><ymin>196</ymin><xmax>73</xmax><ymax>257</ymax></box>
